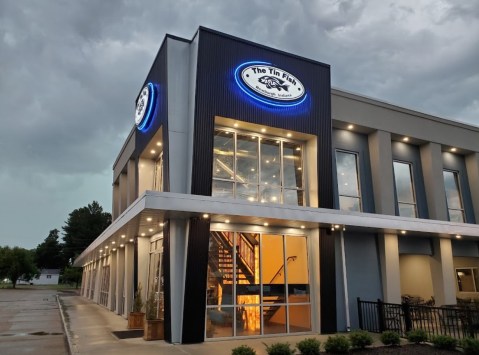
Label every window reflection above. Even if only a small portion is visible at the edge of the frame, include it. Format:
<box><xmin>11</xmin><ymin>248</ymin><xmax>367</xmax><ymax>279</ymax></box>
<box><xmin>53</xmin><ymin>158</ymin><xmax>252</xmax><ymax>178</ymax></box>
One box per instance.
<box><xmin>336</xmin><ymin>151</ymin><xmax>361</xmax><ymax>211</ymax></box>
<box><xmin>393</xmin><ymin>161</ymin><xmax>417</xmax><ymax>218</ymax></box>
<box><xmin>443</xmin><ymin>170</ymin><xmax>465</xmax><ymax>222</ymax></box>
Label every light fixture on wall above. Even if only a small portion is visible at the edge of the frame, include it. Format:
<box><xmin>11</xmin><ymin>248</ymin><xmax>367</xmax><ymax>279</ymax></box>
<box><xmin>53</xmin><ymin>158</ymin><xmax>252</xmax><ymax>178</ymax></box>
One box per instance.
<box><xmin>456</xmin><ymin>234</ymin><xmax>462</xmax><ymax>239</ymax></box>
<box><xmin>401</xmin><ymin>230</ymin><xmax>407</xmax><ymax>235</ymax></box>
<box><xmin>402</xmin><ymin>137</ymin><xmax>409</xmax><ymax>142</ymax></box>
<box><xmin>347</xmin><ymin>124</ymin><xmax>354</xmax><ymax>130</ymax></box>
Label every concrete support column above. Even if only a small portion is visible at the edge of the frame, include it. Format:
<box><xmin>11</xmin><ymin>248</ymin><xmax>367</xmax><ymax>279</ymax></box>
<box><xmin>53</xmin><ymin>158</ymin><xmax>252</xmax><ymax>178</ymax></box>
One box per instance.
<box><xmin>430</xmin><ymin>238</ymin><xmax>456</xmax><ymax>306</ymax></box>
<box><xmin>420</xmin><ymin>143</ymin><xmax>448</xmax><ymax>221</ymax></box>
<box><xmin>124</xmin><ymin>243</ymin><xmax>135</xmax><ymax>314</ymax></box>
<box><xmin>169</xmin><ymin>219</ymin><xmax>188</xmax><ymax>344</ymax></box>
<box><xmin>138</xmin><ymin>237</ymin><xmax>150</xmax><ymax>301</ymax></box>
<box><xmin>466</xmin><ymin>152</ymin><xmax>479</xmax><ymax>223</ymax></box>
<box><xmin>368</xmin><ymin>130</ymin><xmax>395</xmax><ymax>215</ymax></box>
<box><xmin>116</xmin><ymin>247</ymin><xmax>125</xmax><ymax>316</ymax></box>
<box><xmin>378</xmin><ymin>233</ymin><xmax>402</xmax><ymax>303</ymax></box>
<box><xmin>112</xmin><ymin>183</ymin><xmax>119</xmax><ymax>221</ymax></box>
<box><xmin>87</xmin><ymin>268</ymin><xmax>96</xmax><ymax>299</ymax></box>
<box><xmin>108</xmin><ymin>251</ymin><xmax>117</xmax><ymax>311</ymax></box>
<box><xmin>127</xmin><ymin>159</ymin><xmax>137</xmax><ymax>206</ymax></box>
<box><xmin>93</xmin><ymin>260</ymin><xmax>102</xmax><ymax>303</ymax></box>
<box><xmin>119</xmin><ymin>173</ymin><xmax>128</xmax><ymax>215</ymax></box>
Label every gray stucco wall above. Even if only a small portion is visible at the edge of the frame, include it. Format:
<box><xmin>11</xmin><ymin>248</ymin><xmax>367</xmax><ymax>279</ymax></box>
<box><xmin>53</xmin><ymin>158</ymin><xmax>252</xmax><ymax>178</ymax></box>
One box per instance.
<box><xmin>336</xmin><ymin>232</ymin><xmax>382</xmax><ymax>330</ymax></box>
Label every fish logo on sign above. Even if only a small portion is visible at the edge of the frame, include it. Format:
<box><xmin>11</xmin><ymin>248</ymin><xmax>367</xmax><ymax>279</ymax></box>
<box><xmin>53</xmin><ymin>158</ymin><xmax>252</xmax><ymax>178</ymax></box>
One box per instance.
<box><xmin>234</xmin><ymin>61</ymin><xmax>307</xmax><ymax>107</ymax></box>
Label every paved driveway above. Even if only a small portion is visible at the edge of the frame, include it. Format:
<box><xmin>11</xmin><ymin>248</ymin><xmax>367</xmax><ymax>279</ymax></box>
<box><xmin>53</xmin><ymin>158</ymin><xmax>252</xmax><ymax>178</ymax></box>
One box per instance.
<box><xmin>0</xmin><ymin>287</ymin><xmax>69</xmax><ymax>355</ymax></box>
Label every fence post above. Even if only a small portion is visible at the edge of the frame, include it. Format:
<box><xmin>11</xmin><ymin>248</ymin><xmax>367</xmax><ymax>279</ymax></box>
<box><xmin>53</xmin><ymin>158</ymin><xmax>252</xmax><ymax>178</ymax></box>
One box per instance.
<box><xmin>466</xmin><ymin>308</ymin><xmax>474</xmax><ymax>338</ymax></box>
<box><xmin>402</xmin><ymin>302</ymin><xmax>412</xmax><ymax>332</ymax></box>
<box><xmin>377</xmin><ymin>299</ymin><xmax>385</xmax><ymax>332</ymax></box>
<box><xmin>357</xmin><ymin>297</ymin><xmax>363</xmax><ymax>330</ymax></box>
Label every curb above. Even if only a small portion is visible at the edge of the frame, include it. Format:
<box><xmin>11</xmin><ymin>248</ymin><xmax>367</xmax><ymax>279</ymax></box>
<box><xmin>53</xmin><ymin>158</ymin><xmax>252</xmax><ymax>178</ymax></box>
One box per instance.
<box><xmin>57</xmin><ymin>294</ymin><xmax>74</xmax><ymax>354</ymax></box>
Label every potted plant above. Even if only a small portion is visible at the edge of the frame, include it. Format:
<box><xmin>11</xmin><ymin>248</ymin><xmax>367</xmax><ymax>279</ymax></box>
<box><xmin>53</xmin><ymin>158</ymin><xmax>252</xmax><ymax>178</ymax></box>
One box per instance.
<box><xmin>128</xmin><ymin>283</ymin><xmax>145</xmax><ymax>329</ymax></box>
<box><xmin>143</xmin><ymin>290</ymin><xmax>164</xmax><ymax>340</ymax></box>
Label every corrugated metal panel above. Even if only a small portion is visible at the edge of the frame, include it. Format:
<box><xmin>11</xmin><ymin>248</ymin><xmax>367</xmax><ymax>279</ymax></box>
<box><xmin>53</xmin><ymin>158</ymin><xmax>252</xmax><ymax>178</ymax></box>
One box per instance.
<box><xmin>182</xmin><ymin>217</ymin><xmax>210</xmax><ymax>343</ymax></box>
<box><xmin>320</xmin><ymin>228</ymin><xmax>337</xmax><ymax>333</ymax></box>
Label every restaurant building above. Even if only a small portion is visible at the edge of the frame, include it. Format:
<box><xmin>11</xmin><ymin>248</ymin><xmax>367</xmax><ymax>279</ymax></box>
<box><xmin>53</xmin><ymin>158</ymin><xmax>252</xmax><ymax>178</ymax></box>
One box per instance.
<box><xmin>74</xmin><ymin>27</ymin><xmax>479</xmax><ymax>343</ymax></box>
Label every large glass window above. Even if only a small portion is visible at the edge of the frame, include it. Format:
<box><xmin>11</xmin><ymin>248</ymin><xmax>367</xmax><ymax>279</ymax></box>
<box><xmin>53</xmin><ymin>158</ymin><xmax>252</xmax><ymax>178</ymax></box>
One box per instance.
<box><xmin>206</xmin><ymin>231</ymin><xmax>310</xmax><ymax>339</ymax></box>
<box><xmin>443</xmin><ymin>170</ymin><xmax>465</xmax><ymax>222</ymax></box>
<box><xmin>335</xmin><ymin>151</ymin><xmax>361</xmax><ymax>211</ymax></box>
<box><xmin>147</xmin><ymin>237</ymin><xmax>164</xmax><ymax>320</ymax></box>
<box><xmin>456</xmin><ymin>268</ymin><xmax>479</xmax><ymax>292</ymax></box>
<box><xmin>393</xmin><ymin>161</ymin><xmax>417</xmax><ymax>218</ymax></box>
<box><xmin>212</xmin><ymin>128</ymin><xmax>304</xmax><ymax>206</ymax></box>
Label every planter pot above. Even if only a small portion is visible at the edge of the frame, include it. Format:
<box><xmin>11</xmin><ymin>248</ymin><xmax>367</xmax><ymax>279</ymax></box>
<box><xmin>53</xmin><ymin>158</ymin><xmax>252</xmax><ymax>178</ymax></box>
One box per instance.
<box><xmin>143</xmin><ymin>319</ymin><xmax>164</xmax><ymax>341</ymax></box>
<box><xmin>128</xmin><ymin>312</ymin><xmax>145</xmax><ymax>329</ymax></box>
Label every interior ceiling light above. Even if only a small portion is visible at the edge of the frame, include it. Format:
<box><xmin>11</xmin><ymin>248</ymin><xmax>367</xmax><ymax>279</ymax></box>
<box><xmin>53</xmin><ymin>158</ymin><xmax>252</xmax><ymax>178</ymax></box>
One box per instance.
<box><xmin>146</xmin><ymin>217</ymin><xmax>152</xmax><ymax>222</ymax></box>
<box><xmin>105</xmin><ymin>246</ymin><xmax>108</xmax><ymax>249</ymax></box>
<box><xmin>112</xmin><ymin>241</ymin><xmax>115</xmax><ymax>244</ymax></box>
<box><xmin>347</xmin><ymin>124</ymin><xmax>354</xmax><ymax>130</ymax></box>
<box><xmin>120</xmin><ymin>244</ymin><xmax>124</xmax><ymax>248</ymax></box>
<box><xmin>159</xmin><ymin>222</ymin><xmax>164</xmax><ymax>227</ymax></box>
<box><xmin>203</xmin><ymin>213</ymin><xmax>209</xmax><ymax>219</ymax></box>
<box><xmin>129</xmin><ymin>239</ymin><xmax>134</xmax><ymax>242</ymax></box>
<box><xmin>150</xmin><ymin>149</ymin><xmax>156</xmax><ymax>154</ymax></box>
<box><xmin>121</xmin><ymin>235</ymin><xmax>125</xmax><ymax>238</ymax></box>
<box><xmin>156</xmin><ymin>141</ymin><xmax>162</xmax><ymax>146</ymax></box>
<box><xmin>112</xmin><ymin>248</ymin><xmax>116</xmax><ymax>251</ymax></box>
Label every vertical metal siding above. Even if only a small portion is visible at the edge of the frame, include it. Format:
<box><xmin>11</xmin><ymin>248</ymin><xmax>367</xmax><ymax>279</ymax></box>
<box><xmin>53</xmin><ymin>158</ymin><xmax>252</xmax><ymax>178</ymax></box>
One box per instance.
<box><xmin>320</xmin><ymin>228</ymin><xmax>337</xmax><ymax>333</ymax></box>
<box><xmin>181</xmin><ymin>217</ymin><xmax>211</xmax><ymax>343</ymax></box>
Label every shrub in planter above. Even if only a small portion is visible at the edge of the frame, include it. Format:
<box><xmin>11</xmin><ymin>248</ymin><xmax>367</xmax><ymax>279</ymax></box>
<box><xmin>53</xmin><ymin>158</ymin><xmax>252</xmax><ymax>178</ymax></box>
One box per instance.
<box><xmin>232</xmin><ymin>345</ymin><xmax>256</xmax><ymax>355</ymax></box>
<box><xmin>431</xmin><ymin>335</ymin><xmax>457</xmax><ymax>350</ymax></box>
<box><xmin>349</xmin><ymin>330</ymin><xmax>373</xmax><ymax>349</ymax></box>
<box><xmin>296</xmin><ymin>338</ymin><xmax>321</xmax><ymax>355</ymax></box>
<box><xmin>406</xmin><ymin>329</ymin><xmax>428</xmax><ymax>344</ymax></box>
<box><xmin>264</xmin><ymin>342</ymin><xmax>295</xmax><ymax>355</ymax></box>
<box><xmin>324</xmin><ymin>335</ymin><xmax>351</xmax><ymax>353</ymax></box>
<box><xmin>380</xmin><ymin>331</ymin><xmax>400</xmax><ymax>346</ymax></box>
<box><xmin>461</xmin><ymin>337</ymin><xmax>479</xmax><ymax>355</ymax></box>
<box><xmin>128</xmin><ymin>283</ymin><xmax>145</xmax><ymax>329</ymax></box>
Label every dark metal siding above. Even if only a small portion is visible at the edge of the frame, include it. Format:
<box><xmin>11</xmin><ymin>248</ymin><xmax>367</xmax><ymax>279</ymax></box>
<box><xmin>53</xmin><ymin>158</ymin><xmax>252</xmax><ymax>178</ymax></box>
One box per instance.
<box><xmin>320</xmin><ymin>228</ymin><xmax>337</xmax><ymax>333</ymax></box>
<box><xmin>181</xmin><ymin>217</ymin><xmax>210</xmax><ymax>343</ymax></box>
<box><xmin>186</xmin><ymin>28</ymin><xmax>335</xmax><ymax>337</ymax></box>
<box><xmin>134</xmin><ymin>39</ymin><xmax>170</xmax><ymax>191</ymax></box>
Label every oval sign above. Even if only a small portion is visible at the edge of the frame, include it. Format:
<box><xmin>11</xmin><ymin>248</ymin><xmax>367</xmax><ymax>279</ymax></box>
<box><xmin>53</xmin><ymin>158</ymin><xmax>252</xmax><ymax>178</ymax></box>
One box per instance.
<box><xmin>135</xmin><ymin>82</ymin><xmax>157</xmax><ymax>131</ymax></box>
<box><xmin>235</xmin><ymin>61</ymin><xmax>307</xmax><ymax>107</ymax></box>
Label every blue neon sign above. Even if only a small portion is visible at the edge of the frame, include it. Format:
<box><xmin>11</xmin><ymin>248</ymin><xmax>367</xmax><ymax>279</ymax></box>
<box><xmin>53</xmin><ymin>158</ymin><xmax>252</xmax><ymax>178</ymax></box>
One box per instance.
<box><xmin>135</xmin><ymin>82</ymin><xmax>157</xmax><ymax>132</ymax></box>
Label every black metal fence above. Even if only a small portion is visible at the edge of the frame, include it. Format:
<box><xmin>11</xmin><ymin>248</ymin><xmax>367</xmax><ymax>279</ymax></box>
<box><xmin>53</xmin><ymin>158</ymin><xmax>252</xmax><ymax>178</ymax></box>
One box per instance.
<box><xmin>357</xmin><ymin>297</ymin><xmax>479</xmax><ymax>339</ymax></box>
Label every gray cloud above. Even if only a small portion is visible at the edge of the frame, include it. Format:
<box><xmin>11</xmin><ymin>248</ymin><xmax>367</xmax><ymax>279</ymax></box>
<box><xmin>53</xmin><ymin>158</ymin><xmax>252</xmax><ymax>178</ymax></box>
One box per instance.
<box><xmin>0</xmin><ymin>0</ymin><xmax>478</xmax><ymax>248</ymax></box>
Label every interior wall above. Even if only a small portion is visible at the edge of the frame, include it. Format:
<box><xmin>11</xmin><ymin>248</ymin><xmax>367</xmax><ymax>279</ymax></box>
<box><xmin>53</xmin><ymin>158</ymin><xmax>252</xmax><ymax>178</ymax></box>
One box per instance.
<box><xmin>399</xmin><ymin>255</ymin><xmax>434</xmax><ymax>300</ymax></box>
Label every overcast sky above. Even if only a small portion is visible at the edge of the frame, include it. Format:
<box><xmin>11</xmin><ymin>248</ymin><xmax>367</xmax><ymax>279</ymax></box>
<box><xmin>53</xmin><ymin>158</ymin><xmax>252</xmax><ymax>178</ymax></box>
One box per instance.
<box><xmin>1</xmin><ymin>0</ymin><xmax>478</xmax><ymax>249</ymax></box>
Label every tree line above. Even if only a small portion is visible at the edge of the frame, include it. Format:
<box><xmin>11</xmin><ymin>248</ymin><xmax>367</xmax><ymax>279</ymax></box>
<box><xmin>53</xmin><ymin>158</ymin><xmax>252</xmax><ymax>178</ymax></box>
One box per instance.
<box><xmin>0</xmin><ymin>201</ymin><xmax>111</xmax><ymax>288</ymax></box>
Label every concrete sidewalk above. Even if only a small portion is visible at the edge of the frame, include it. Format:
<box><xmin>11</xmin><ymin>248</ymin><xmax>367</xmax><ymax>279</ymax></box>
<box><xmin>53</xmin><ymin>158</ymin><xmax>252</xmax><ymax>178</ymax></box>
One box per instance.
<box><xmin>60</xmin><ymin>295</ymin><xmax>365</xmax><ymax>354</ymax></box>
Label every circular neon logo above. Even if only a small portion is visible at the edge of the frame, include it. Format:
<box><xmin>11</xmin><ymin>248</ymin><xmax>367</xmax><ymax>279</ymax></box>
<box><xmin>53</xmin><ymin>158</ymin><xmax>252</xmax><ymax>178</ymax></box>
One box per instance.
<box><xmin>135</xmin><ymin>82</ymin><xmax>157</xmax><ymax>131</ymax></box>
<box><xmin>234</xmin><ymin>61</ymin><xmax>307</xmax><ymax>107</ymax></box>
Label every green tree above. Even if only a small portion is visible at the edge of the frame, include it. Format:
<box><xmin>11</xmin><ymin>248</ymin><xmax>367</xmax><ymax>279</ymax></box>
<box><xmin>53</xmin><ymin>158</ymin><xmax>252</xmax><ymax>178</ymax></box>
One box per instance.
<box><xmin>0</xmin><ymin>246</ymin><xmax>38</xmax><ymax>288</ymax></box>
<box><xmin>34</xmin><ymin>229</ymin><xmax>65</xmax><ymax>269</ymax></box>
<box><xmin>62</xmin><ymin>266</ymin><xmax>83</xmax><ymax>288</ymax></box>
<box><xmin>62</xmin><ymin>201</ymin><xmax>111</xmax><ymax>263</ymax></box>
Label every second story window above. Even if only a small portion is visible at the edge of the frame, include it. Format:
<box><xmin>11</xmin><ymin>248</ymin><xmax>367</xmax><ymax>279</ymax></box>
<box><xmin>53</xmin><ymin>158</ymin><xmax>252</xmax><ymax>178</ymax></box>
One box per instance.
<box><xmin>393</xmin><ymin>161</ymin><xmax>417</xmax><ymax>218</ymax></box>
<box><xmin>336</xmin><ymin>150</ymin><xmax>361</xmax><ymax>212</ymax></box>
<box><xmin>443</xmin><ymin>170</ymin><xmax>465</xmax><ymax>222</ymax></box>
<box><xmin>212</xmin><ymin>128</ymin><xmax>304</xmax><ymax>206</ymax></box>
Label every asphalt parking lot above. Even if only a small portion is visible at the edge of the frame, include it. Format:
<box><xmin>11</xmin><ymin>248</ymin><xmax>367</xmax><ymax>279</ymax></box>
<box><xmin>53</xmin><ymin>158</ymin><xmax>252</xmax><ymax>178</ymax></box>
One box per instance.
<box><xmin>0</xmin><ymin>287</ymin><xmax>69</xmax><ymax>355</ymax></box>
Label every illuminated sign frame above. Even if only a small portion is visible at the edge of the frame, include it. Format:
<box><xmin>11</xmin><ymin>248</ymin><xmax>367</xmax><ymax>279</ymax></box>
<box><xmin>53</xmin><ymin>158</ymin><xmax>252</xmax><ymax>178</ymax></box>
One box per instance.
<box><xmin>234</xmin><ymin>61</ymin><xmax>307</xmax><ymax>107</ymax></box>
<box><xmin>135</xmin><ymin>82</ymin><xmax>157</xmax><ymax>132</ymax></box>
